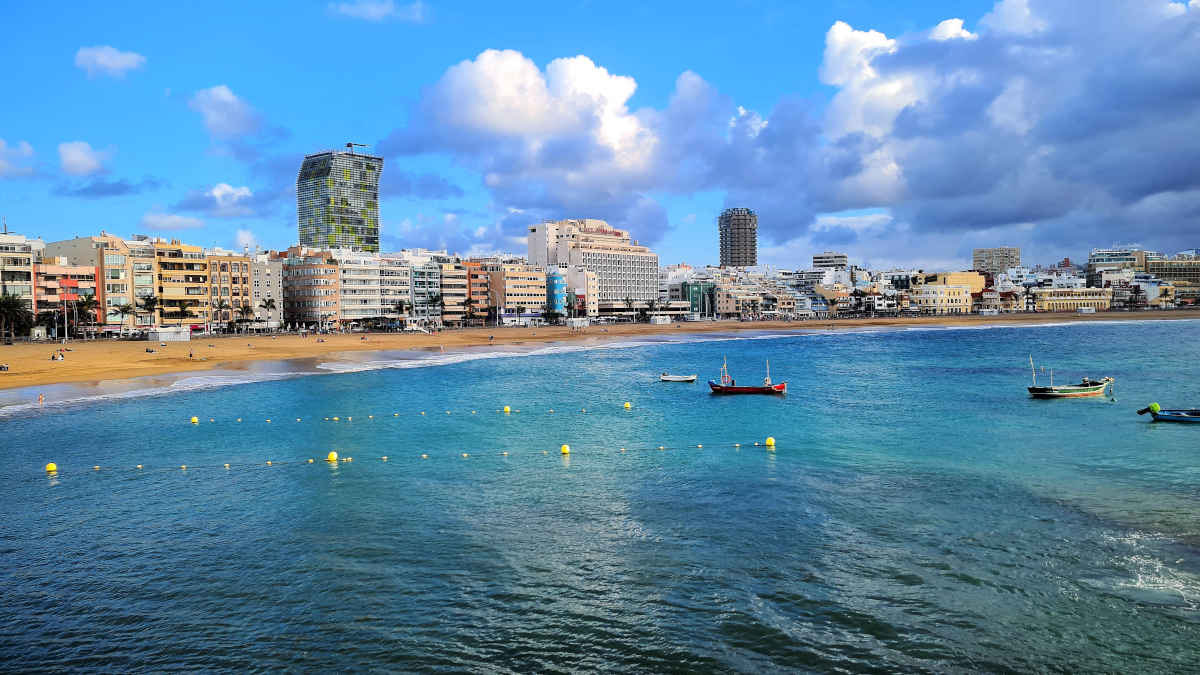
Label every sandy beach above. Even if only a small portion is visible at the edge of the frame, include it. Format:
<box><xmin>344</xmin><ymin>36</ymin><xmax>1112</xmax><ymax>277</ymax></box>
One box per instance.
<box><xmin>1</xmin><ymin>310</ymin><xmax>1197</xmax><ymax>391</ymax></box>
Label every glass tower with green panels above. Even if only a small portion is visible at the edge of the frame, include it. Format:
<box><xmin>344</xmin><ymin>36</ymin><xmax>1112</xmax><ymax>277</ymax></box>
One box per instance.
<box><xmin>297</xmin><ymin>149</ymin><xmax>383</xmax><ymax>252</ymax></box>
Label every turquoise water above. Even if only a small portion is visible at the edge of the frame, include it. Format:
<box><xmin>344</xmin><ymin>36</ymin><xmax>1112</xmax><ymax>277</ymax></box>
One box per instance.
<box><xmin>2</xmin><ymin>321</ymin><xmax>1198</xmax><ymax>671</ymax></box>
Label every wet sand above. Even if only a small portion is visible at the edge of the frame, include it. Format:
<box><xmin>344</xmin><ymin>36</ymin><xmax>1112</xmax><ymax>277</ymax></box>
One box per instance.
<box><xmin>1</xmin><ymin>310</ymin><xmax>1197</xmax><ymax>391</ymax></box>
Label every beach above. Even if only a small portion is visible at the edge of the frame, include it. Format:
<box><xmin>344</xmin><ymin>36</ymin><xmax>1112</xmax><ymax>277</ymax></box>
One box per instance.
<box><xmin>1</xmin><ymin>309</ymin><xmax>1198</xmax><ymax>391</ymax></box>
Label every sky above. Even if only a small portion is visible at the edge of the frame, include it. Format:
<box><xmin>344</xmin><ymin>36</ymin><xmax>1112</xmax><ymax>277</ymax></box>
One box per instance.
<box><xmin>2</xmin><ymin>0</ymin><xmax>1199</xmax><ymax>271</ymax></box>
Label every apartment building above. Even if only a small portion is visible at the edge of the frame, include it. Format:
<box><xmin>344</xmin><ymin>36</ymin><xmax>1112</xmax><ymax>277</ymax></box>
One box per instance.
<box><xmin>485</xmin><ymin>263</ymin><xmax>547</xmax><ymax>325</ymax></box>
<box><xmin>282</xmin><ymin>247</ymin><xmax>340</xmax><ymax>327</ymax></box>
<box><xmin>527</xmin><ymin>218</ymin><xmax>658</xmax><ymax>313</ymax></box>
<box><xmin>31</xmin><ymin>258</ymin><xmax>97</xmax><ymax>313</ymax></box>
<box><xmin>205</xmin><ymin>249</ymin><xmax>252</xmax><ymax>324</ymax></box>
<box><xmin>813</xmin><ymin>251</ymin><xmax>849</xmax><ymax>269</ymax></box>
<box><xmin>338</xmin><ymin>251</ymin><xmax>384</xmax><ymax>323</ymax></box>
<box><xmin>45</xmin><ymin>233</ymin><xmax>149</xmax><ymax>330</ymax></box>
<box><xmin>250</xmin><ymin>252</ymin><xmax>284</xmax><ymax>327</ymax></box>
<box><xmin>439</xmin><ymin>263</ymin><xmax>468</xmax><ymax>325</ymax></box>
<box><xmin>380</xmin><ymin>255</ymin><xmax>413</xmax><ymax>320</ymax></box>
<box><xmin>153</xmin><ymin>239</ymin><xmax>211</xmax><ymax>327</ymax></box>
<box><xmin>463</xmin><ymin>260</ymin><xmax>491</xmax><ymax>324</ymax></box>
<box><xmin>0</xmin><ymin>233</ymin><xmax>45</xmax><ymax>309</ymax></box>
<box><xmin>972</xmin><ymin>247</ymin><xmax>1021</xmax><ymax>276</ymax></box>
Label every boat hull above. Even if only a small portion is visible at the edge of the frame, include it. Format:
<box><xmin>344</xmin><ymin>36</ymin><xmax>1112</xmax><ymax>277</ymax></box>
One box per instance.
<box><xmin>660</xmin><ymin>375</ymin><xmax>697</xmax><ymax>382</ymax></box>
<box><xmin>708</xmin><ymin>381</ymin><xmax>787</xmax><ymax>395</ymax></box>
<box><xmin>1151</xmin><ymin>410</ymin><xmax>1200</xmax><ymax>423</ymax></box>
<box><xmin>1027</xmin><ymin>378</ymin><xmax>1112</xmax><ymax>399</ymax></box>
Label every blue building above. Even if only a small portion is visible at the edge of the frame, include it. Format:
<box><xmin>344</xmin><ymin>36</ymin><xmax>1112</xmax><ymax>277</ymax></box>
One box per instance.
<box><xmin>546</xmin><ymin>270</ymin><xmax>568</xmax><ymax>316</ymax></box>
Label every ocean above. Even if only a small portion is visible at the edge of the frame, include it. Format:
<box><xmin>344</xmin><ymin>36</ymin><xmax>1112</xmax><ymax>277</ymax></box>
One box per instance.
<box><xmin>1</xmin><ymin>320</ymin><xmax>1198</xmax><ymax>671</ymax></box>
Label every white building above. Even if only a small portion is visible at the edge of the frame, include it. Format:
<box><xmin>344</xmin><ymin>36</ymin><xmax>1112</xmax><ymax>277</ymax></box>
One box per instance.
<box><xmin>528</xmin><ymin>219</ymin><xmax>659</xmax><ymax>313</ymax></box>
<box><xmin>812</xmin><ymin>251</ymin><xmax>849</xmax><ymax>269</ymax></box>
<box><xmin>250</xmin><ymin>252</ymin><xmax>283</xmax><ymax>327</ymax></box>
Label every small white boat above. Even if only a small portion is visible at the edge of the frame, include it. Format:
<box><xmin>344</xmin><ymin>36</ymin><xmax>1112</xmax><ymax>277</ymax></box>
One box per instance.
<box><xmin>660</xmin><ymin>373</ymin><xmax>697</xmax><ymax>382</ymax></box>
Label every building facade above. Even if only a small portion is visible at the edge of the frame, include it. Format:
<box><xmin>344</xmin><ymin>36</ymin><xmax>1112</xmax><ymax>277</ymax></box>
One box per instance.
<box><xmin>0</xmin><ymin>233</ymin><xmax>45</xmax><ymax>310</ymax></box>
<box><xmin>282</xmin><ymin>247</ymin><xmax>340</xmax><ymax>327</ymax></box>
<box><xmin>204</xmin><ymin>249</ymin><xmax>252</xmax><ymax>325</ymax></box>
<box><xmin>297</xmin><ymin>148</ymin><xmax>383</xmax><ymax>252</ymax></box>
<box><xmin>910</xmin><ymin>284</ymin><xmax>973</xmax><ymax>315</ymax></box>
<box><xmin>972</xmin><ymin>247</ymin><xmax>1021</xmax><ymax>276</ymax></box>
<box><xmin>1033</xmin><ymin>287</ymin><xmax>1113</xmax><ymax>312</ymax></box>
<box><xmin>250</xmin><ymin>253</ymin><xmax>284</xmax><ymax>327</ymax></box>
<box><xmin>485</xmin><ymin>263</ymin><xmax>547</xmax><ymax>325</ymax></box>
<box><xmin>439</xmin><ymin>263</ymin><xmax>468</xmax><ymax>325</ymax></box>
<box><xmin>813</xmin><ymin>251</ymin><xmax>849</xmax><ymax>269</ymax></box>
<box><xmin>527</xmin><ymin>219</ymin><xmax>658</xmax><ymax>313</ymax></box>
<box><xmin>718</xmin><ymin>207</ymin><xmax>757</xmax><ymax>267</ymax></box>
<box><xmin>31</xmin><ymin>258</ymin><xmax>97</xmax><ymax>315</ymax></box>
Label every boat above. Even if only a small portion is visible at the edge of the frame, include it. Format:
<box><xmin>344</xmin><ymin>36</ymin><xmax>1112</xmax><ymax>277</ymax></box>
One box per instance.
<box><xmin>660</xmin><ymin>373</ymin><xmax>697</xmax><ymax>382</ymax></box>
<box><xmin>1137</xmin><ymin>403</ymin><xmax>1200</xmax><ymax>423</ymax></box>
<box><xmin>709</xmin><ymin>358</ymin><xmax>787</xmax><ymax>395</ymax></box>
<box><xmin>1026</xmin><ymin>356</ymin><xmax>1113</xmax><ymax>399</ymax></box>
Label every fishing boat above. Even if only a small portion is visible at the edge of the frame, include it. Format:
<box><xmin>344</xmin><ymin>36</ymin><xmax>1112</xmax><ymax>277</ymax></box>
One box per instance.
<box><xmin>709</xmin><ymin>358</ymin><xmax>787</xmax><ymax>395</ymax></box>
<box><xmin>1137</xmin><ymin>403</ymin><xmax>1200</xmax><ymax>423</ymax></box>
<box><xmin>660</xmin><ymin>373</ymin><xmax>697</xmax><ymax>382</ymax></box>
<box><xmin>1026</xmin><ymin>356</ymin><xmax>1113</xmax><ymax>399</ymax></box>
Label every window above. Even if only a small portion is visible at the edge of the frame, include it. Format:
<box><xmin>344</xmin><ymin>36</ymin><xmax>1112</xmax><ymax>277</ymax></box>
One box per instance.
<box><xmin>104</xmin><ymin>254</ymin><xmax>126</xmax><ymax>266</ymax></box>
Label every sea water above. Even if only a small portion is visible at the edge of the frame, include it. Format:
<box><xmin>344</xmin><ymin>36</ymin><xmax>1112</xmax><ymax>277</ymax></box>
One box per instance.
<box><xmin>1</xmin><ymin>321</ymin><xmax>1198</xmax><ymax>671</ymax></box>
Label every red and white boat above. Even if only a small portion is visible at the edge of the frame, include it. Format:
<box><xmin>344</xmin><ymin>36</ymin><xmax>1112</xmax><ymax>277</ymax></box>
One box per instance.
<box><xmin>709</xmin><ymin>358</ymin><xmax>787</xmax><ymax>395</ymax></box>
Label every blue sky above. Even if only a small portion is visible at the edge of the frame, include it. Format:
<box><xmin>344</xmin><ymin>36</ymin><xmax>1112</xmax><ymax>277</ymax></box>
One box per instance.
<box><xmin>2</xmin><ymin>0</ymin><xmax>1198</xmax><ymax>270</ymax></box>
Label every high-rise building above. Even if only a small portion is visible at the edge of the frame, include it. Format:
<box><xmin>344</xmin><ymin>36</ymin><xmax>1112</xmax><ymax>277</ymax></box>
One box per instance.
<box><xmin>527</xmin><ymin>219</ymin><xmax>658</xmax><ymax>313</ymax></box>
<box><xmin>250</xmin><ymin>252</ymin><xmax>284</xmax><ymax>327</ymax></box>
<box><xmin>972</xmin><ymin>247</ymin><xmax>1021</xmax><ymax>276</ymax></box>
<box><xmin>297</xmin><ymin>147</ymin><xmax>383</xmax><ymax>253</ymax></box>
<box><xmin>813</xmin><ymin>251</ymin><xmax>849</xmax><ymax>269</ymax></box>
<box><xmin>718</xmin><ymin>208</ymin><xmax>757</xmax><ymax>267</ymax></box>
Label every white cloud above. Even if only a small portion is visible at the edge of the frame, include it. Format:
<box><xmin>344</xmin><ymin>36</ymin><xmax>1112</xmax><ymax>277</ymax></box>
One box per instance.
<box><xmin>329</xmin><ymin>0</ymin><xmax>426</xmax><ymax>21</ymax></box>
<box><xmin>58</xmin><ymin>141</ymin><xmax>110</xmax><ymax>176</ymax></box>
<box><xmin>141</xmin><ymin>211</ymin><xmax>204</xmax><ymax>230</ymax></box>
<box><xmin>188</xmin><ymin>85</ymin><xmax>260</xmax><ymax>138</ymax></box>
<box><xmin>930</xmin><ymin>18</ymin><xmax>978</xmax><ymax>41</ymax></box>
<box><xmin>235</xmin><ymin>229</ymin><xmax>258</xmax><ymax>250</ymax></box>
<box><xmin>819</xmin><ymin>21</ymin><xmax>896</xmax><ymax>87</ymax></box>
<box><xmin>0</xmin><ymin>139</ymin><xmax>34</xmax><ymax>178</ymax></box>
<box><xmin>209</xmin><ymin>183</ymin><xmax>252</xmax><ymax>208</ymax></box>
<box><xmin>980</xmin><ymin>0</ymin><xmax>1047</xmax><ymax>35</ymax></box>
<box><xmin>74</xmin><ymin>45</ymin><xmax>146</xmax><ymax>78</ymax></box>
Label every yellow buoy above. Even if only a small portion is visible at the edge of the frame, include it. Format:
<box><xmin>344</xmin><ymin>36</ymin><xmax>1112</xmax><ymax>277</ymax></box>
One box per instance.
<box><xmin>765</xmin><ymin>436</ymin><xmax>776</xmax><ymax>447</ymax></box>
<box><xmin>420</xmin><ymin>411</ymin><xmax>425</xmax><ymax>416</ymax></box>
<box><xmin>502</xmin><ymin>451</ymin><xmax>508</xmax><ymax>456</ymax></box>
<box><xmin>327</xmin><ymin>451</ymin><xmax>338</xmax><ymax>462</ymax></box>
<box><xmin>237</xmin><ymin>418</ymin><xmax>242</xmax><ymax>422</ymax></box>
<box><xmin>503</xmin><ymin>406</ymin><xmax>511</xmax><ymax>414</ymax></box>
<box><xmin>445</xmin><ymin>411</ymin><xmax>451</xmax><ymax>415</ymax></box>
<box><xmin>393</xmin><ymin>412</ymin><xmax>399</xmax><ymax>417</ymax></box>
<box><xmin>307</xmin><ymin>458</ymin><xmax>314</xmax><ymax>464</ymax></box>
<box><xmin>421</xmin><ymin>454</ymin><xmax>428</xmax><ymax>459</ymax></box>
<box><xmin>754</xmin><ymin>442</ymin><xmax>759</xmax><ymax>446</ymax></box>
<box><xmin>581</xmin><ymin>408</ymin><xmax>586</xmax><ymax>413</ymax></box>
<box><xmin>266</xmin><ymin>461</ymin><xmax>273</xmax><ymax>466</ymax></box>
<box><xmin>471</xmin><ymin>410</ymin><xmax>476</xmax><ymax>414</ymax></box>
<box><xmin>462</xmin><ymin>453</ymin><xmax>469</xmax><ymax>458</ymax></box>
<box><xmin>136</xmin><ymin>464</ymin><xmax>143</xmax><ymax>469</ymax></box>
<box><xmin>658</xmin><ymin>445</ymin><xmax>665</xmax><ymax>450</ymax></box>
<box><xmin>224</xmin><ymin>463</ymin><xmax>231</xmax><ymax>469</ymax></box>
<box><xmin>346</xmin><ymin>457</ymin><xmax>353</xmax><ymax>462</ymax></box>
<box><xmin>324</xmin><ymin>417</ymin><xmax>330</xmax><ymax>421</ymax></box>
<box><xmin>734</xmin><ymin>443</ymin><xmax>741</xmax><ymax>447</ymax></box>
<box><xmin>561</xmin><ymin>444</ymin><xmax>570</xmax><ymax>455</ymax></box>
<box><xmin>620</xmin><ymin>447</ymin><xmax>626</xmax><ymax>452</ymax></box>
<box><xmin>347</xmin><ymin>417</ymin><xmax>352</xmax><ymax>421</ymax></box>
<box><xmin>180</xmin><ymin>465</ymin><xmax>187</xmax><ymax>470</ymax></box>
<box><xmin>381</xmin><ymin>456</ymin><xmax>388</xmax><ymax>461</ymax></box>
<box><xmin>333</xmin><ymin>416</ymin><xmax>340</xmax><ymax>421</ymax></box>
<box><xmin>368</xmin><ymin>415</ymin><xmax>374</xmax><ymax>419</ymax></box>
<box><xmin>190</xmin><ymin>416</ymin><xmax>199</xmax><ymax>424</ymax></box>
<box><xmin>624</xmin><ymin>402</ymin><xmax>631</xmax><ymax>409</ymax></box>
<box><xmin>93</xmin><ymin>465</ymin><xmax>100</xmax><ymax>471</ymax></box>
<box><xmin>209</xmin><ymin>418</ymin><xmax>214</xmax><ymax>423</ymax></box>
<box><xmin>296</xmin><ymin>418</ymin><xmax>302</xmax><ymax>422</ymax></box>
<box><xmin>548</xmin><ymin>409</ymin><xmax>554</xmax><ymax>413</ymax></box>
<box><xmin>44</xmin><ymin>462</ymin><xmax>57</xmax><ymax>473</ymax></box>
<box><xmin>266</xmin><ymin>419</ymin><xmax>271</xmax><ymax>423</ymax></box>
<box><xmin>697</xmin><ymin>444</ymin><xmax>703</xmax><ymax>448</ymax></box>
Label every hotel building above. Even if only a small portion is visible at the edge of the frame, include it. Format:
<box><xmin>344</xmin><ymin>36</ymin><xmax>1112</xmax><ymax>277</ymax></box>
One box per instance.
<box><xmin>250</xmin><ymin>253</ymin><xmax>284</xmax><ymax>327</ymax></box>
<box><xmin>484</xmin><ymin>263</ymin><xmax>547</xmax><ymax>325</ymax></box>
<box><xmin>204</xmin><ymin>248</ymin><xmax>252</xmax><ymax>325</ymax></box>
<box><xmin>972</xmin><ymin>247</ymin><xmax>1021</xmax><ymax>276</ymax></box>
<box><xmin>527</xmin><ymin>218</ymin><xmax>658</xmax><ymax>314</ymax></box>
<box><xmin>813</xmin><ymin>251</ymin><xmax>849</xmax><ymax>270</ymax></box>
<box><xmin>1033</xmin><ymin>287</ymin><xmax>1113</xmax><ymax>312</ymax></box>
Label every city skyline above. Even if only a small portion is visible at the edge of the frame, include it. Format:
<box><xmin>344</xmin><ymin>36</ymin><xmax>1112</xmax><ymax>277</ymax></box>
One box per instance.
<box><xmin>2</xmin><ymin>1</ymin><xmax>1199</xmax><ymax>270</ymax></box>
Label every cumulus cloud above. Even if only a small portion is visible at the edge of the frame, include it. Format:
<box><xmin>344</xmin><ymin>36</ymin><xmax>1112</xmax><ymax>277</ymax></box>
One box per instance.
<box><xmin>58</xmin><ymin>141</ymin><xmax>110</xmax><ymax>176</ymax></box>
<box><xmin>379</xmin><ymin>170</ymin><xmax>464</xmax><ymax>199</ymax></box>
<box><xmin>74</xmin><ymin>45</ymin><xmax>146</xmax><ymax>78</ymax></box>
<box><xmin>329</xmin><ymin>0</ymin><xmax>426</xmax><ymax>21</ymax></box>
<box><xmin>173</xmin><ymin>182</ymin><xmax>269</xmax><ymax>217</ymax></box>
<box><xmin>141</xmin><ymin>211</ymin><xmax>204</xmax><ymax>230</ymax></box>
<box><xmin>379</xmin><ymin>1</ymin><xmax>1200</xmax><ymax>265</ymax></box>
<box><xmin>0</xmin><ymin>139</ymin><xmax>34</xmax><ymax>178</ymax></box>
<box><xmin>189</xmin><ymin>85</ymin><xmax>261</xmax><ymax>138</ymax></box>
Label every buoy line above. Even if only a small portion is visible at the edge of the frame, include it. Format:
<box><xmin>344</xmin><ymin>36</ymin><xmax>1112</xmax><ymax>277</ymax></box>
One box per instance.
<box><xmin>184</xmin><ymin>403</ymin><xmax>649</xmax><ymax>426</ymax></box>
<box><xmin>38</xmin><ymin>438</ymin><xmax>781</xmax><ymax>477</ymax></box>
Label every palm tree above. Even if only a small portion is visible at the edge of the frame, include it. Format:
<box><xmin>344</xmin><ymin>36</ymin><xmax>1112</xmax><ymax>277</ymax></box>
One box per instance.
<box><xmin>464</xmin><ymin>301</ymin><xmax>477</xmax><ymax>327</ymax></box>
<box><xmin>139</xmin><ymin>296</ymin><xmax>159</xmax><ymax>327</ymax></box>
<box><xmin>237</xmin><ymin>303</ymin><xmax>254</xmax><ymax>332</ymax></box>
<box><xmin>514</xmin><ymin>304</ymin><xmax>527</xmax><ymax>326</ymax></box>
<box><xmin>213</xmin><ymin>299</ymin><xmax>232</xmax><ymax>327</ymax></box>
<box><xmin>0</xmin><ymin>293</ymin><xmax>29</xmax><ymax>341</ymax></box>
<box><xmin>258</xmin><ymin>297</ymin><xmax>276</xmax><ymax>319</ymax></box>
<box><xmin>114</xmin><ymin>303</ymin><xmax>135</xmax><ymax>335</ymax></box>
<box><xmin>647</xmin><ymin>298</ymin><xmax>658</xmax><ymax>318</ymax></box>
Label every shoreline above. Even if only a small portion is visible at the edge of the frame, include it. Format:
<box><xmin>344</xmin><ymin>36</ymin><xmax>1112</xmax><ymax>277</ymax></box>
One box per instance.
<box><xmin>1</xmin><ymin>310</ymin><xmax>1198</xmax><ymax>393</ymax></box>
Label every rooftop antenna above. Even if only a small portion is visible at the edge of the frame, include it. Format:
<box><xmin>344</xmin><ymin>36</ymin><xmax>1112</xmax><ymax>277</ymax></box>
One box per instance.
<box><xmin>2</xmin><ymin>216</ymin><xmax>6</xmax><ymax>234</ymax></box>
<box><xmin>345</xmin><ymin>142</ymin><xmax>369</xmax><ymax>155</ymax></box>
